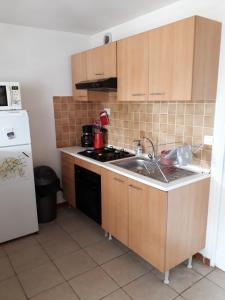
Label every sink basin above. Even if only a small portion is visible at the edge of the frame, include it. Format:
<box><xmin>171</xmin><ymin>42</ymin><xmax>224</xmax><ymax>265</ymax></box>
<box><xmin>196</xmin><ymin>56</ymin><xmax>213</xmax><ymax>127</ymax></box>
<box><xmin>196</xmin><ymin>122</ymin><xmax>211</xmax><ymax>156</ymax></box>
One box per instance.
<box><xmin>111</xmin><ymin>157</ymin><xmax>197</xmax><ymax>183</ymax></box>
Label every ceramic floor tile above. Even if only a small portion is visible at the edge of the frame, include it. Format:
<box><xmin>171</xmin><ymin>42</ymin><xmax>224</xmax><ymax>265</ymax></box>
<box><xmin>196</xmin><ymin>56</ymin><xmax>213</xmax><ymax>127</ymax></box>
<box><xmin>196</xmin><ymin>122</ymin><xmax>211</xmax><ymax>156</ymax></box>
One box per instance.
<box><xmin>186</xmin><ymin>258</ymin><xmax>214</xmax><ymax>276</ymax></box>
<box><xmin>69</xmin><ymin>266</ymin><xmax>118</xmax><ymax>300</ymax></box>
<box><xmin>41</xmin><ymin>233</ymin><xmax>80</xmax><ymax>259</ymax></box>
<box><xmin>84</xmin><ymin>239</ymin><xmax>127</xmax><ymax>265</ymax></box>
<box><xmin>0</xmin><ymin>276</ymin><xmax>26</xmax><ymax>300</ymax></box>
<box><xmin>129</xmin><ymin>251</ymin><xmax>154</xmax><ymax>271</ymax></box>
<box><xmin>102</xmin><ymin>252</ymin><xmax>150</xmax><ymax>286</ymax></box>
<box><xmin>207</xmin><ymin>268</ymin><xmax>225</xmax><ymax>290</ymax></box>
<box><xmin>70</xmin><ymin>225</ymin><xmax>105</xmax><ymax>247</ymax></box>
<box><xmin>8</xmin><ymin>244</ymin><xmax>50</xmax><ymax>274</ymax></box>
<box><xmin>18</xmin><ymin>262</ymin><xmax>64</xmax><ymax>298</ymax></box>
<box><xmin>0</xmin><ymin>257</ymin><xmax>14</xmax><ymax>281</ymax></box>
<box><xmin>0</xmin><ymin>246</ymin><xmax>6</xmax><ymax>258</ymax></box>
<box><xmin>102</xmin><ymin>289</ymin><xmax>131</xmax><ymax>299</ymax></box>
<box><xmin>3</xmin><ymin>235</ymin><xmax>38</xmax><ymax>256</ymax></box>
<box><xmin>182</xmin><ymin>278</ymin><xmax>225</xmax><ymax>300</ymax></box>
<box><xmin>57</xmin><ymin>214</ymin><xmax>92</xmax><ymax>234</ymax></box>
<box><xmin>54</xmin><ymin>249</ymin><xmax>97</xmax><ymax>280</ymax></box>
<box><xmin>153</xmin><ymin>263</ymin><xmax>202</xmax><ymax>293</ymax></box>
<box><xmin>36</xmin><ymin>222</ymin><xmax>67</xmax><ymax>243</ymax></box>
<box><xmin>124</xmin><ymin>272</ymin><xmax>178</xmax><ymax>300</ymax></box>
<box><xmin>30</xmin><ymin>282</ymin><xmax>79</xmax><ymax>300</ymax></box>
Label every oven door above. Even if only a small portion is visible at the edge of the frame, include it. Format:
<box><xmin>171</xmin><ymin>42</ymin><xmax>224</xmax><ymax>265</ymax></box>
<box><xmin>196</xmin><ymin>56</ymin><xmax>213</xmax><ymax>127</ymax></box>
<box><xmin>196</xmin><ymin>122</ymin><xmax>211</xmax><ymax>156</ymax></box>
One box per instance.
<box><xmin>75</xmin><ymin>165</ymin><xmax>101</xmax><ymax>224</ymax></box>
<box><xmin>0</xmin><ymin>83</ymin><xmax>11</xmax><ymax>110</ymax></box>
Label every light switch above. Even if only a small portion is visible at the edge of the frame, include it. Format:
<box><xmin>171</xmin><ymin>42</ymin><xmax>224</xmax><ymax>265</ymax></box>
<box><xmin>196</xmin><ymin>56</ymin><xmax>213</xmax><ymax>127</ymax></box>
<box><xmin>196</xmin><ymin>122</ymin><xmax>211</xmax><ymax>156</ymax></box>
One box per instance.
<box><xmin>204</xmin><ymin>135</ymin><xmax>213</xmax><ymax>145</ymax></box>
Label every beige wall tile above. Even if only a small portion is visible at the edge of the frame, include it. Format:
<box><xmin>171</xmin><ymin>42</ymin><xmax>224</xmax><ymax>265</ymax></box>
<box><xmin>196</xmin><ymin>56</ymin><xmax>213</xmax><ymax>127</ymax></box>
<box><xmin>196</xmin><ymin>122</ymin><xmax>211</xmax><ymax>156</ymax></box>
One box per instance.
<box><xmin>53</xmin><ymin>98</ymin><xmax>215</xmax><ymax>167</ymax></box>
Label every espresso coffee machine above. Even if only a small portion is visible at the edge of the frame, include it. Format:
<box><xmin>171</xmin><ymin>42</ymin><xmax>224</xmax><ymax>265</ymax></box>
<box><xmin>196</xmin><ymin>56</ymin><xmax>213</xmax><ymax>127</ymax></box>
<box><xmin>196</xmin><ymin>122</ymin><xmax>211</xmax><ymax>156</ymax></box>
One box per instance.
<box><xmin>81</xmin><ymin>125</ymin><xmax>94</xmax><ymax>147</ymax></box>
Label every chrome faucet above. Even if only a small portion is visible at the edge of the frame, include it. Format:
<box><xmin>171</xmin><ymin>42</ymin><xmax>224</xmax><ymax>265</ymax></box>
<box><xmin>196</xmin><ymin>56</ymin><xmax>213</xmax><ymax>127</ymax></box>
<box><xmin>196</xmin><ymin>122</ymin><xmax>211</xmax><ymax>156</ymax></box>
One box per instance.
<box><xmin>143</xmin><ymin>137</ymin><xmax>157</xmax><ymax>160</ymax></box>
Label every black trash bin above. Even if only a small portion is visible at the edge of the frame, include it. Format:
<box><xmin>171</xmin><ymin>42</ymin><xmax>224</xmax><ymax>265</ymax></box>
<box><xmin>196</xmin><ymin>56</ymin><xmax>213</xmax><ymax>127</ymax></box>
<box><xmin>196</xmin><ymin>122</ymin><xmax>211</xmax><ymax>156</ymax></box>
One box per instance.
<box><xmin>34</xmin><ymin>166</ymin><xmax>60</xmax><ymax>223</ymax></box>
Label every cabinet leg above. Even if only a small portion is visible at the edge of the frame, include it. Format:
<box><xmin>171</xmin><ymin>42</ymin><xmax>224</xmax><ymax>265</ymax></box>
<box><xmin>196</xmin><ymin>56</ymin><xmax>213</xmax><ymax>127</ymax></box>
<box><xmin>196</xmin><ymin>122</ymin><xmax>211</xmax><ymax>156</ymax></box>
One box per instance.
<box><xmin>164</xmin><ymin>271</ymin><xmax>170</xmax><ymax>284</ymax></box>
<box><xmin>108</xmin><ymin>233</ymin><xmax>112</xmax><ymax>240</ymax></box>
<box><xmin>187</xmin><ymin>256</ymin><xmax>193</xmax><ymax>269</ymax></box>
<box><xmin>104</xmin><ymin>231</ymin><xmax>108</xmax><ymax>238</ymax></box>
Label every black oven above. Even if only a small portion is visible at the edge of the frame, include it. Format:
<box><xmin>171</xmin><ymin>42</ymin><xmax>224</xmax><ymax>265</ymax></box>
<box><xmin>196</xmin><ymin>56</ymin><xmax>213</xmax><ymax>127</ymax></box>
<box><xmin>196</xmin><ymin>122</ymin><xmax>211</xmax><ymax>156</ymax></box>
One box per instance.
<box><xmin>75</xmin><ymin>165</ymin><xmax>101</xmax><ymax>224</ymax></box>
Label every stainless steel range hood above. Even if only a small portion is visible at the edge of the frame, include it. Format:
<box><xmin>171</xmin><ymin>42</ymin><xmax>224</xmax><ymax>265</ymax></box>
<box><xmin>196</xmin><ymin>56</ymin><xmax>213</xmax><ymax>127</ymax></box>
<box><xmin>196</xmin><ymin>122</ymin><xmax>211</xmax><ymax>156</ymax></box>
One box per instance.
<box><xmin>75</xmin><ymin>77</ymin><xmax>117</xmax><ymax>91</ymax></box>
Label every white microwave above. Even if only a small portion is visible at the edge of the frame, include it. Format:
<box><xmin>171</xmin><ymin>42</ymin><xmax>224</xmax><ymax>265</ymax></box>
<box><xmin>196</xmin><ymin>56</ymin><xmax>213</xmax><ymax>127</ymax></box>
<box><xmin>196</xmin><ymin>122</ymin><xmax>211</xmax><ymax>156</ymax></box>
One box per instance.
<box><xmin>0</xmin><ymin>82</ymin><xmax>22</xmax><ymax>110</ymax></box>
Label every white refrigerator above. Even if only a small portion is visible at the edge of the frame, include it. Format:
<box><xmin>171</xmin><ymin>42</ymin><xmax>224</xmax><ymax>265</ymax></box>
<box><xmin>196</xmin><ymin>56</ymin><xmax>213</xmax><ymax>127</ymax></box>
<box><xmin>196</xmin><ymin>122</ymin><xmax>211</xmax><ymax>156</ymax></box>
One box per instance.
<box><xmin>0</xmin><ymin>110</ymin><xmax>39</xmax><ymax>243</ymax></box>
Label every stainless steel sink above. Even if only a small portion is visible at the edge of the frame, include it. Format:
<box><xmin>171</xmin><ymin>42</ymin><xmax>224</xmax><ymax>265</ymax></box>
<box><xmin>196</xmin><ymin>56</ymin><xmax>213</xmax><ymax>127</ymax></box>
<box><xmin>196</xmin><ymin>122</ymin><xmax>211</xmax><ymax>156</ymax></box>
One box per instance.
<box><xmin>111</xmin><ymin>157</ymin><xmax>197</xmax><ymax>183</ymax></box>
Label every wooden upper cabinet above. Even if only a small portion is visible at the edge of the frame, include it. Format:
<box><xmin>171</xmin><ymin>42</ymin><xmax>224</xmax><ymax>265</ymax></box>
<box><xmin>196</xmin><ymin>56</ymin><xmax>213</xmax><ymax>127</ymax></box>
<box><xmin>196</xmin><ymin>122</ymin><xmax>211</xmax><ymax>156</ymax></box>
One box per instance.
<box><xmin>117</xmin><ymin>32</ymin><xmax>149</xmax><ymax>101</ymax></box>
<box><xmin>101</xmin><ymin>169</ymin><xmax>129</xmax><ymax>246</ymax></box>
<box><xmin>71</xmin><ymin>52</ymin><xmax>88</xmax><ymax>101</ymax></box>
<box><xmin>149</xmin><ymin>16</ymin><xmax>221</xmax><ymax>101</ymax></box>
<box><xmin>86</xmin><ymin>42</ymin><xmax>117</xmax><ymax>80</ymax></box>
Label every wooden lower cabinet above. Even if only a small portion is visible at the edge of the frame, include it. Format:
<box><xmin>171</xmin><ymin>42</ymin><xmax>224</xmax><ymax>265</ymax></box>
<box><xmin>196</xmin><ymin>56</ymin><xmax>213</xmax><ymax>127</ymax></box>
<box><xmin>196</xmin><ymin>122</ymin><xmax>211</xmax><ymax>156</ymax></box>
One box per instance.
<box><xmin>101</xmin><ymin>169</ymin><xmax>129</xmax><ymax>246</ymax></box>
<box><xmin>128</xmin><ymin>179</ymin><xmax>167</xmax><ymax>271</ymax></box>
<box><xmin>101</xmin><ymin>168</ymin><xmax>210</xmax><ymax>273</ymax></box>
<box><xmin>61</xmin><ymin>152</ymin><xmax>76</xmax><ymax>207</ymax></box>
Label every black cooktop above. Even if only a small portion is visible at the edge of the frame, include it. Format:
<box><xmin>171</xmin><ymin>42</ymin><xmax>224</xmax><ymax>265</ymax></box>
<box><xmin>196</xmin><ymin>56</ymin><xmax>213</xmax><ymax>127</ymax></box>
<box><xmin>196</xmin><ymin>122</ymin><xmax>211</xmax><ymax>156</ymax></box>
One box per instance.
<box><xmin>78</xmin><ymin>147</ymin><xmax>134</xmax><ymax>162</ymax></box>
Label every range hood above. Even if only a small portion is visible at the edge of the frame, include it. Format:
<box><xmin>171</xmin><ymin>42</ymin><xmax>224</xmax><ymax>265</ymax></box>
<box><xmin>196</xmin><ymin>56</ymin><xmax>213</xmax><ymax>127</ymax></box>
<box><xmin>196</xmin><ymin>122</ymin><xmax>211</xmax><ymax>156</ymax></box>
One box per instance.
<box><xmin>75</xmin><ymin>77</ymin><xmax>117</xmax><ymax>91</ymax></box>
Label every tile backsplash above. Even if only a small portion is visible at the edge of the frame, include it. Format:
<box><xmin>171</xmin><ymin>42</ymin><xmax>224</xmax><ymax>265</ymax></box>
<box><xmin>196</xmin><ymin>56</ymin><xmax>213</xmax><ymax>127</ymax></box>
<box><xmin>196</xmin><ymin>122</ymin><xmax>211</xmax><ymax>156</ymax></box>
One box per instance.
<box><xmin>54</xmin><ymin>96</ymin><xmax>215</xmax><ymax>168</ymax></box>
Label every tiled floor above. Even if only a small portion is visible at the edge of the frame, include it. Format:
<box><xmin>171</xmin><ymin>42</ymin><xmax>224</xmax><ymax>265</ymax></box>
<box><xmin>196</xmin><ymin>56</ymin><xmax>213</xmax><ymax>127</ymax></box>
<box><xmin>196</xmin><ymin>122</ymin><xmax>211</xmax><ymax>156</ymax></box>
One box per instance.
<box><xmin>0</xmin><ymin>207</ymin><xmax>225</xmax><ymax>300</ymax></box>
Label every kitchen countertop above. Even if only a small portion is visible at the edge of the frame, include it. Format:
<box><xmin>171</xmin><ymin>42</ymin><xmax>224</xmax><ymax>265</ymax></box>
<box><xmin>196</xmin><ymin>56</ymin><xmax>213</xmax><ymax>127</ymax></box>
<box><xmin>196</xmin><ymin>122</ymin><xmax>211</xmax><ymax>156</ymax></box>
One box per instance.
<box><xmin>60</xmin><ymin>146</ymin><xmax>210</xmax><ymax>192</ymax></box>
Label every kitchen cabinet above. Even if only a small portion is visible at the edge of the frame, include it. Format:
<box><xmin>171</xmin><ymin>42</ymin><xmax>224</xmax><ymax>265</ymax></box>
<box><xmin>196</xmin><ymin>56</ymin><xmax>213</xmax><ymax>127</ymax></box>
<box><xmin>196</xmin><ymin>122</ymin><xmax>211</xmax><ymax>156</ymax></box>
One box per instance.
<box><xmin>101</xmin><ymin>169</ymin><xmax>129</xmax><ymax>246</ymax></box>
<box><xmin>86</xmin><ymin>42</ymin><xmax>117</xmax><ymax>80</ymax></box>
<box><xmin>128</xmin><ymin>179</ymin><xmax>167</xmax><ymax>271</ymax></box>
<box><xmin>148</xmin><ymin>16</ymin><xmax>221</xmax><ymax>101</ymax></box>
<box><xmin>61</xmin><ymin>152</ymin><xmax>76</xmax><ymax>207</ymax></box>
<box><xmin>71</xmin><ymin>52</ymin><xmax>88</xmax><ymax>101</ymax></box>
<box><xmin>117</xmin><ymin>16</ymin><xmax>221</xmax><ymax>102</ymax></box>
<box><xmin>117</xmin><ymin>32</ymin><xmax>149</xmax><ymax>101</ymax></box>
<box><xmin>101</xmin><ymin>168</ymin><xmax>210</xmax><ymax>273</ymax></box>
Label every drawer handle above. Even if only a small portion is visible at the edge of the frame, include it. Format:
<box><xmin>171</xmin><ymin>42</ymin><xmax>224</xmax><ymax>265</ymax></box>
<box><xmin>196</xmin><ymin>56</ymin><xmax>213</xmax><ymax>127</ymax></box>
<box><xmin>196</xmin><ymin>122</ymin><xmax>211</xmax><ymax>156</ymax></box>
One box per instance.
<box><xmin>129</xmin><ymin>184</ymin><xmax>142</xmax><ymax>191</ymax></box>
<box><xmin>132</xmin><ymin>93</ymin><xmax>146</xmax><ymax>96</ymax></box>
<box><xmin>150</xmin><ymin>92</ymin><xmax>165</xmax><ymax>96</ymax></box>
<box><xmin>113</xmin><ymin>177</ymin><xmax>124</xmax><ymax>183</ymax></box>
<box><xmin>95</xmin><ymin>73</ymin><xmax>104</xmax><ymax>75</ymax></box>
<box><xmin>78</xmin><ymin>95</ymin><xmax>87</xmax><ymax>98</ymax></box>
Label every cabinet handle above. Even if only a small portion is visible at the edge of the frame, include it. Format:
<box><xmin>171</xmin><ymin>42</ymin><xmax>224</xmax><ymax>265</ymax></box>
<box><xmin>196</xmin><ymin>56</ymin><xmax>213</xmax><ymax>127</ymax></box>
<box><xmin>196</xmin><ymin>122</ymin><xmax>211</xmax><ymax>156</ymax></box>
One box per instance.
<box><xmin>113</xmin><ymin>177</ymin><xmax>124</xmax><ymax>183</ymax></box>
<box><xmin>95</xmin><ymin>73</ymin><xmax>104</xmax><ymax>75</ymax></box>
<box><xmin>132</xmin><ymin>93</ymin><xmax>146</xmax><ymax>96</ymax></box>
<box><xmin>149</xmin><ymin>92</ymin><xmax>165</xmax><ymax>96</ymax></box>
<box><xmin>78</xmin><ymin>95</ymin><xmax>86</xmax><ymax>98</ymax></box>
<box><xmin>129</xmin><ymin>184</ymin><xmax>142</xmax><ymax>191</ymax></box>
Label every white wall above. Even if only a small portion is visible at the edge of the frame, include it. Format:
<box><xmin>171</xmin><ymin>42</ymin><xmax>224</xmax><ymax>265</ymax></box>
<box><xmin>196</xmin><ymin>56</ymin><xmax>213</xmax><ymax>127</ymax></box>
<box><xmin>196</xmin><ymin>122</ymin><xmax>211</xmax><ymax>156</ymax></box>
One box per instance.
<box><xmin>0</xmin><ymin>23</ymin><xmax>90</xmax><ymax>178</ymax></box>
<box><xmin>91</xmin><ymin>0</ymin><xmax>225</xmax><ymax>269</ymax></box>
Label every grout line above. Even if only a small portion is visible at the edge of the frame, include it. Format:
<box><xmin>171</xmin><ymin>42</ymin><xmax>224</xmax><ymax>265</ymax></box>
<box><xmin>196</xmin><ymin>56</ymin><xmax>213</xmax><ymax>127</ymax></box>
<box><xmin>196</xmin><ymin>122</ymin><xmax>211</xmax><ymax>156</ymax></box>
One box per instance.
<box><xmin>204</xmin><ymin>271</ymin><xmax>225</xmax><ymax>292</ymax></box>
<box><xmin>34</xmin><ymin>229</ymin><xmax>82</xmax><ymax>300</ymax></box>
<box><xmin>177</xmin><ymin>267</ymin><xmax>222</xmax><ymax>297</ymax></box>
<box><xmin>2</xmin><ymin>250</ymin><xmax>29</xmax><ymax>299</ymax></box>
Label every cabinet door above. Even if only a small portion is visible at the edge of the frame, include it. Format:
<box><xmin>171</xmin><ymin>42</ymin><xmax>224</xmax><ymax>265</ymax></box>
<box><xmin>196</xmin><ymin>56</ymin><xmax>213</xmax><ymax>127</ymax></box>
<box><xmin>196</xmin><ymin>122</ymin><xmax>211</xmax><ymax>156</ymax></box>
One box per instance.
<box><xmin>128</xmin><ymin>179</ymin><xmax>167</xmax><ymax>272</ymax></box>
<box><xmin>117</xmin><ymin>32</ymin><xmax>149</xmax><ymax>101</ymax></box>
<box><xmin>86</xmin><ymin>42</ymin><xmax>116</xmax><ymax>80</ymax></box>
<box><xmin>149</xmin><ymin>17</ymin><xmax>195</xmax><ymax>101</ymax></box>
<box><xmin>61</xmin><ymin>152</ymin><xmax>76</xmax><ymax>207</ymax></box>
<box><xmin>71</xmin><ymin>52</ymin><xmax>88</xmax><ymax>101</ymax></box>
<box><xmin>101</xmin><ymin>169</ymin><xmax>129</xmax><ymax>245</ymax></box>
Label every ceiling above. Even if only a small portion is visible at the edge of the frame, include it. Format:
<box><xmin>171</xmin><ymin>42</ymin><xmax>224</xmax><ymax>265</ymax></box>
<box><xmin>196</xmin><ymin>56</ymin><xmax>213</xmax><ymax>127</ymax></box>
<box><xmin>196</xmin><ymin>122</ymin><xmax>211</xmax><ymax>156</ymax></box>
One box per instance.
<box><xmin>0</xmin><ymin>0</ymin><xmax>180</xmax><ymax>35</ymax></box>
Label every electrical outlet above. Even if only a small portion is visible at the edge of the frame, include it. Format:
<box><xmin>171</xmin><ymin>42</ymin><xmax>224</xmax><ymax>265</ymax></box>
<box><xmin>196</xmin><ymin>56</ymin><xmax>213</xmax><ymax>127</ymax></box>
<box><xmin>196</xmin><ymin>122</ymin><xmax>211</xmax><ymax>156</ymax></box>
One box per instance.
<box><xmin>104</xmin><ymin>108</ymin><xmax>110</xmax><ymax>116</ymax></box>
<box><xmin>204</xmin><ymin>135</ymin><xmax>213</xmax><ymax>145</ymax></box>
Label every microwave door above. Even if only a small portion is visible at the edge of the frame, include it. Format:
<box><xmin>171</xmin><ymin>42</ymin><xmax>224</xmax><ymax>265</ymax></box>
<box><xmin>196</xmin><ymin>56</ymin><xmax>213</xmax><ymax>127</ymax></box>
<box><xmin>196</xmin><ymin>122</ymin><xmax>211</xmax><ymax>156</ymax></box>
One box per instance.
<box><xmin>0</xmin><ymin>85</ymin><xmax>10</xmax><ymax>107</ymax></box>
